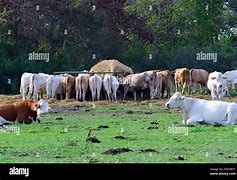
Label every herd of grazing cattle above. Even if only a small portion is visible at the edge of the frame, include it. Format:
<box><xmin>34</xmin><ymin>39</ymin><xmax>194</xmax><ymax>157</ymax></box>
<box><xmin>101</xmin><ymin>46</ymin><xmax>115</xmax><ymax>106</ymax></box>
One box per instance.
<box><xmin>19</xmin><ymin>68</ymin><xmax>237</xmax><ymax>102</ymax></box>
<box><xmin>1</xmin><ymin>68</ymin><xmax>237</xmax><ymax>126</ymax></box>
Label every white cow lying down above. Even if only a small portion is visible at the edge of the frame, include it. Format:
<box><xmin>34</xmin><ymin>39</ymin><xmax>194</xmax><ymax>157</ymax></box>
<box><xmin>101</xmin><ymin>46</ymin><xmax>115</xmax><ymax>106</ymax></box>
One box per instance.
<box><xmin>165</xmin><ymin>92</ymin><xmax>237</xmax><ymax>125</ymax></box>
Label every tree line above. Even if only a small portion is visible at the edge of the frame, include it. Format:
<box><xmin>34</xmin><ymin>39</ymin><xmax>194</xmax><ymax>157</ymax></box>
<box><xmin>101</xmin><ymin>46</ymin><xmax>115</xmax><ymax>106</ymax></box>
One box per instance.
<box><xmin>0</xmin><ymin>0</ymin><xmax>236</xmax><ymax>94</ymax></box>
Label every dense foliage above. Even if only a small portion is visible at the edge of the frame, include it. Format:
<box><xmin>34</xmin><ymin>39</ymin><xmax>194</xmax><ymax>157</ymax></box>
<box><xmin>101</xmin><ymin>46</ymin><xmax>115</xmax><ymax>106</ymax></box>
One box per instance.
<box><xmin>0</xmin><ymin>0</ymin><xmax>237</xmax><ymax>93</ymax></box>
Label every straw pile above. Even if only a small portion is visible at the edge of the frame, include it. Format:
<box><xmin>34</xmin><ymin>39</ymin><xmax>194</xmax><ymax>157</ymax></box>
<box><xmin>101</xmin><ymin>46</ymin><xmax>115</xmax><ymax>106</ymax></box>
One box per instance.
<box><xmin>89</xmin><ymin>59</ymin><xmax>133</xmax><ymax>77</ymax></box>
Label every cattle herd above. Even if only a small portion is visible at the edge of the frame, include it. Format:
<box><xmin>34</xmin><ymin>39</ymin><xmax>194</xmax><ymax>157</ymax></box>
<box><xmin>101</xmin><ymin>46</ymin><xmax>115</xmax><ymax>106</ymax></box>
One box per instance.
<box><xmin>19</xmin><ymin>68</ymin><xmax>237</xmax><ymax>102</ymax></box>
<box><xmin>0</xmin><ymin>68</ymin><xmax>237</xmax><ymax>126</ymax></box>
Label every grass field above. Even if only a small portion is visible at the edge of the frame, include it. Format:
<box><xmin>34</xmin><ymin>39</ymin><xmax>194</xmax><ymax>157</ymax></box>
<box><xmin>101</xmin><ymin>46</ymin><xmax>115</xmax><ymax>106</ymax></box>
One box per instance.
<box><xmin>1</xmin><ymin>98</ymin><xmax>237</xmax><ymax>163</ymax></box>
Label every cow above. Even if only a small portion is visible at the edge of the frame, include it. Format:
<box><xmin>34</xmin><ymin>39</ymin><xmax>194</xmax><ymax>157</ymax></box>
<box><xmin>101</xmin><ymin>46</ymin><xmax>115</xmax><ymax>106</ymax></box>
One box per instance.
<box><xmin>75</xmin><ymin>73</ymin><xmax>90</xmax><ymax>101</ymax></box>
<box><xmin>223</xmin><ymin>70</ymin><xmax>237</xmax><ymax>90</ymax></box>
<box><xmin>89</xmin><ymin>74</ymin><xmax>103</xmax><ymax>101</ymax></box>
<box><xmin>20</xmin><ymin>72</ymin><xmax>35</xmax><ymax>100</ymax></box>
<box><xmin>0</xmin><ymin>99</ymin><xmax>51</xmax><ymax>125</ymax></box>
<box><xmin>153</xmin><ymin>70</ymin><xmax>172</xmax><ymax>98</ymax></box>
<box><xmin>165</xmin><ymin>92</ymin><xmax>237</xmax><ymax>125</ymax></box>
<box><xmin>207</xmin><ymin>71</ymin><xmax>228</xmax><ymax>101</ymax></box>
<box><xmin>103</xmin><ymin>74</ymin><xmax>120</xmax><ymax>101</ymax></box>
<box><xmin>29</xmin><ymin>73</ymin><xmax>50</xmax><ymax>100</ymax></box>
<box><xmin>46</xmin><ymin>75</ymin><xmax>64</xmax><ymax>99</ymax></box>
<box><xmin>190</xmin><ymin>69</ymin><xmax>209</xmax><ymax>94</ymax></box>
<box><xmin>64</xmin><ymin>75</ymin><xmax>76</xmax><ymax>99</ymax></box>
<box><xmin>152</xmin><ymin>72</ymin><xmax>163</xmax><ymax>99</ymax></box>
<box><xmin>174</xmin><ymin>68</ymin><xmax>190</xmax><ymax>94</ymax></box>
<box><xmin>122</xmin><ymin>71</ymin><xmax>156</xmax><ymax>101</ymax></box>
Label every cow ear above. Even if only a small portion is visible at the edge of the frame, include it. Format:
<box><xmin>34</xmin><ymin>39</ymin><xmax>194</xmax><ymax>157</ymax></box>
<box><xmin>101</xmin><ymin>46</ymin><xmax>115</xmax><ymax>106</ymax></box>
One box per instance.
<box><xmin>211</xmin><ymin>77</ymin><xmax>216</xmax><ymax>80</ymax></box>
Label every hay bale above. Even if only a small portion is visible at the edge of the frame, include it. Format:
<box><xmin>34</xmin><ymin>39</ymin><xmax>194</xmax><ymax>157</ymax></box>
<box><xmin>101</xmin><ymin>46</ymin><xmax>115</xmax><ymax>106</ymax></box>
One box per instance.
<box><xmin>89</xmin><ymin>59</ymin><xmax>133</xmax><ymax>77</ymax></box>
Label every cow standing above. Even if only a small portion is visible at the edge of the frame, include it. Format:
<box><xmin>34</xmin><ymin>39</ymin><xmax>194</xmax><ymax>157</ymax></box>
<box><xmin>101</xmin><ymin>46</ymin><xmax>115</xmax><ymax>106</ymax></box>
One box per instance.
<box><xmin>20</xmin><ymin>72</ymin><xmax>35</xmax><ymax>100</ymax></box>
<box><xmin>122</xmin><ymin>71</ymin><xmax>156</xmax><ymax>101</ymax></box>
<box><xmin>103</xmin><ymin>74</ymin><xmax>119</xmax><ymax>101</ymax></box>
<box><xmin>174</xmin><ymin>68</ymin><xmax>190</xmax><ymax>94</ymax></box>
<box><xmin>89</xmin><ymin>74</ymin><xmax>103</xmax><ymax>101</ymax></box>
<box><xmin>207</xmin><ymin>71</ymin><xmax>228</xmax><ymax>101</ymax></box>
<box><xmin>190</xmin><ymin>68</ymin><xmax>209</xmax><ymax>94</ymax></box>
<box><xmin>64</xmin><ymin>75</ymin><xmax>76</xmax><ymax>99</ymax></box>
<box><xmin>46</xmin><ymin>75</ymin><xmax>64</xmax><ymax>99</ymax></box>
<box><xmin>75</xmin><ymin>74</ymin><xmax>90</xmax><ymax>101</ymax></box>
<box><xmin>29</xmin><ymin>73</ymin><xmax>50</xmax><ymax>100</ymax></box>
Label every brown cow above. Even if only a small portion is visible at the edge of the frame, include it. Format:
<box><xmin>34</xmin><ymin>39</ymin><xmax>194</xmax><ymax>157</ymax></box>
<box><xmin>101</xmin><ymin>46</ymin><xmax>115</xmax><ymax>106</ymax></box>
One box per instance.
<box><xmin>64</xmin><ymin>75</ymin><xmax>76</xmax><ymax>99</ymax></box>
<box><xmin>153</xmin><ymin>70</ymin><xmax>173</xmax><ymax>98</ymax></box>
<box><xmin>190</xmin><ymin>68</ymin><xmax>209</xmax><ymax>94</ymax></box>
<box><xmin>0</xmin><ymin>100</ymin><xmax>36</xmax><ymax>124</ymax></box>
<box><xmin>0</xmin><ymin>100</ymin><xmax>51</xmax><ymax>125</ymax></box>
<box><xmin>75</xmin><ymin>74</ymin><xmax>91</xmax><ymax>101</ymax></box>
<box><xmin>174</xmin><ymin>68</ymin><xmax>190</xmax><ymax>94</ymax></box>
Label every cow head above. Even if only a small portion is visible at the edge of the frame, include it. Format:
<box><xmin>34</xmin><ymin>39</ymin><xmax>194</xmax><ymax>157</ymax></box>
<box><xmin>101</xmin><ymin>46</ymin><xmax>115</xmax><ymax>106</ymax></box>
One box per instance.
<box><xmin>165</xmin><ymin>92</ymin><xmax>185</xmax><ymax>109</ymax></box>
<box><xmin>36</xmin><ymin>99</ymin><xmax>51</xmax><ymax>117</ymax></box>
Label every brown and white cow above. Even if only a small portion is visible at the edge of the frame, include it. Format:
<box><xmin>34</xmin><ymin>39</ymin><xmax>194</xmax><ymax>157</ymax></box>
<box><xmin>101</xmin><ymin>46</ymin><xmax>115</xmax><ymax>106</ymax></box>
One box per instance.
<box><xmin>174</xmin><ymin>68</ymin><xmax>190</xmax><ymax>94</ymax></box>
<box><xmin>190</xmin><ymin>68</ymin><xmax>209</xmax><ymax>94</ymax></box>
<box><xmin>0</xmin><ymin>99</ymin><xmax>51</xmax><ymax>125</ymax></box>
<box><xmin>63</xmin><ymin>75</ymin><xmax>76</xmax><ymax>99</ymax></box>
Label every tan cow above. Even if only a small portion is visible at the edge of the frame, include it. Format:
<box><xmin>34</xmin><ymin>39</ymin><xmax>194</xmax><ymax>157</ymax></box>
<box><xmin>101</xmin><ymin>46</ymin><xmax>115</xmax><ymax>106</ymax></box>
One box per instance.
<box><xmin>63</xmin><ymin>75</ymin><xmax>76</xmax><ymax>99</ymax></box>
<box><xmin>174</xmin><ymin>68</ymin><xmax>190</xmax><ymax>94</ymax></box>
<box><xmin>190</xmin><ymin>68</ymin><xmax>209</xmax><ymax>94</ymax></box>
<box><xmin>153</xmin><ymin>70</ymin><xmax>173</xmax><ymax>98</ymax></box>
<box><xmin>75</xmin><ymin>74</ymin><xmax>90</xmax><ymax>101</ymax></box>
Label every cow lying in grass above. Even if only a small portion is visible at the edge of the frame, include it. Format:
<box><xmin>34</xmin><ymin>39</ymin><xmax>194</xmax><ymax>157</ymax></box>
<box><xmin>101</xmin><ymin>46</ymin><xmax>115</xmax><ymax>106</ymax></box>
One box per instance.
<box><xmin>165</xmin><ymin>92</ymin><xmax>237</xmax><ymax>125</ymax></box>
<box><xmin>0</xmin><ymin>99</ymin><xmax>51</xmax><ymax>125</ymax></box>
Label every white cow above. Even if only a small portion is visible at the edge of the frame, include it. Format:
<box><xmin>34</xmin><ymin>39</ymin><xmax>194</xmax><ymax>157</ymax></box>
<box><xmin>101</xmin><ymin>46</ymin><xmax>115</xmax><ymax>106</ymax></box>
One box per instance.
<box><xmin>46</xmin><ymin>75</ymin><xmax>64</xmax><ymax>99</ymax></box>
<box><xmin>165</xmin><ymin>92</ymin><xmax>237</xmax><ymax>125</ymax></box>
<box><xmin>20</xmin><ymin>72</ymin><xmax>35</xmax><ymax>100</ymax></box>
<box><xmin>207</xmin><ymin>71</ymin><xmax>227</xmax><ymax>101</ymax></box>
<box><xmin>29</xmin><ymin>73</ymin><xmax>50</xmax><ymax>100</ymax></box>
<box><xmin>75</xmin><ymin>74</ymin><xmax>90</xmax><ymax>101</ymax></box>
<box><xmin>89</xmin><ymin>74</ymin><xmax>102</xmax><ymax>101</ymax></box>
<box><xmin>103</xmin><ymin>74</ymin><xmax>119</xmax><ymax>101</ymax></box>
<box><xmin>223</xmin><ymin>70</ymin><xmax>237</xmax><ymax>90</ymax></box>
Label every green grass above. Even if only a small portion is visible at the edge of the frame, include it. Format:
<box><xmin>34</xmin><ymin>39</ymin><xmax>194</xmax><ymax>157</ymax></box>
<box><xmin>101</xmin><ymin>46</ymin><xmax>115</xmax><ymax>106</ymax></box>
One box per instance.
<box><xmin>0</xmin><ymin>103</ymin><xmax>237</xmax><ymax>163</ymax></box>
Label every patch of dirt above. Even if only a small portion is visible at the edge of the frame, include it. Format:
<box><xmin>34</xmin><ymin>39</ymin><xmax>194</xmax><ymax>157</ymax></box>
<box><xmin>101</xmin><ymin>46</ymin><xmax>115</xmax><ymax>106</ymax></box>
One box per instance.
<box><xmin>98</xmin><ymin>125</ymin><xmax>109</xmax><ymax>129</ymax></box>
<box><xmin>114</xmin><ymin>135</ymin><xmax>126</xmax><ymax>139</ymax></box>
<box><xmin>102</xmin><ymin>147</ymin><xmax>132</xmax><ymax>155</ymax></box>
<box><xmin>126</xmin><ymin>110</ymin><xmax>134</xmax><ymax>114</ymax></box>
<box><xmin>150</xmin><ymin>121</ymin><xmax>159</xmax><ymax>125</ymax></box>
<box><xmin>86</xmin><ymin>136</ymin><xmax>101</xmax><ymax>143</ymax></box>
<box><xmin>139</xmin><ymin>148</ymin><xmax>158</xmax><ymax>153</ymax></box>
<box><xmin>175</xmin><ymin>155</ymin><xmax>185</xmax><ymax>160</ymax></box>
<box><xmin>147</xmin><ymin>125</ymin><xmax>158</xmax><ymax>130</ymax></box>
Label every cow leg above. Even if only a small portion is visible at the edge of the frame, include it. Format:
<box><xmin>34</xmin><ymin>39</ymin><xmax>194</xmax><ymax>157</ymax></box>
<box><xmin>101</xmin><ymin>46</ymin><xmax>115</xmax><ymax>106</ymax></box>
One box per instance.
<box><xmin>76</xmin><ymin>90</ymin><xmax>79</xmax><ymax>101</ymax></box>
<box><xmin>175</xmin><ymin>82</ymin><xmax>178</xmax><ymax>92</ymax></box>
<box><xmin>97</xmin><ymin>87</ymin><xmax>101</xmax><ymax>101</ymax></box>
<box><xmin>133</xmin><ymin>91</ymin><xmax>137</xmax><ymax>101</ymax></box>
<box><xmin>0</xmin><ymin>117</ymin><xmax>15</xmax><ymax>125</ymax></box>
<box><xmin>123</xmin><ymin>86</ymin><xmax>128</xmax><ymax>100</ymax></box>
<box><xmin>186</xmin><ymin>117</ymin><xmax>203</xmax><ymax>125</ymax></box>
